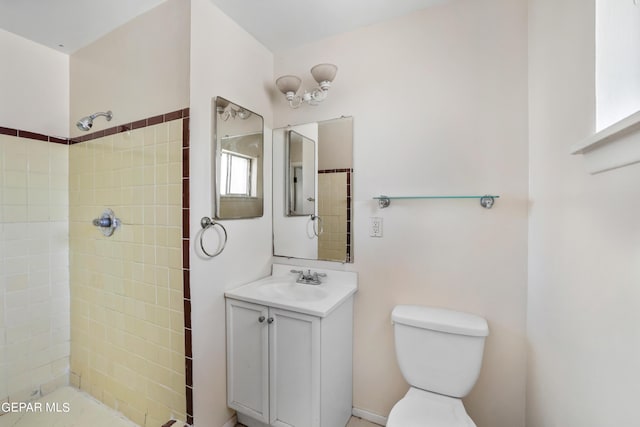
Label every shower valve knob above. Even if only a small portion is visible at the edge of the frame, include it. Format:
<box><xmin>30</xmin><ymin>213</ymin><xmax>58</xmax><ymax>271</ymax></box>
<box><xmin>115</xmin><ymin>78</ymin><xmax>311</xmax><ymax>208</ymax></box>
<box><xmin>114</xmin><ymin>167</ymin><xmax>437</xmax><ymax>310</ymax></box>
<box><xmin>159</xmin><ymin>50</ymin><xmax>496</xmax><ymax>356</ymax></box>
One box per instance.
<box><xmin>93</xmin><ymin>217</ymin><xmax>112</xmax><ymax>227</ymax></box>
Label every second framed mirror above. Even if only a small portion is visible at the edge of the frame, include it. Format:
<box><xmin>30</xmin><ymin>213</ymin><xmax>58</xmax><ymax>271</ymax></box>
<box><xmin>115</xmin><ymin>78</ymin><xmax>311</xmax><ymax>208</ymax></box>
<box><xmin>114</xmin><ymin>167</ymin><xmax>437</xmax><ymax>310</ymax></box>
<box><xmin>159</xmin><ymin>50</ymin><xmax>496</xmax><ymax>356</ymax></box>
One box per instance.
<box><xmin>213</xmin><ymin>97</ymin><xmax>264</xmax><ymax>219</ymax></box>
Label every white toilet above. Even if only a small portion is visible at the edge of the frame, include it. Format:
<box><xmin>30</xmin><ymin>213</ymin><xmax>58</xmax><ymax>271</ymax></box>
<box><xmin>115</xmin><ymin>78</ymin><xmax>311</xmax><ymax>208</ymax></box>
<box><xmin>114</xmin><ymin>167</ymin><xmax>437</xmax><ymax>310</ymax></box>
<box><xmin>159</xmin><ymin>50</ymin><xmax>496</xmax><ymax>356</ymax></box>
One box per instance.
<box><xmin>388</xmin><ymin>305</ymin><xmax>489</xmax><ymax>427</ymax></box>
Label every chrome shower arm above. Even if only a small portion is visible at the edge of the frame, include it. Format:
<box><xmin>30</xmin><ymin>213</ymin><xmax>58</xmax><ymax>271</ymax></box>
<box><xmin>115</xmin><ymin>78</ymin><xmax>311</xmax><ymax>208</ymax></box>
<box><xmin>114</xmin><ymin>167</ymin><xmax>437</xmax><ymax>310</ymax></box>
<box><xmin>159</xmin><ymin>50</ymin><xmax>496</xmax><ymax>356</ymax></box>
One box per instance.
<box><xmin>90</xmin><ymin>111</ymin><xmax>113</xmax><ymax>121</ymax></box>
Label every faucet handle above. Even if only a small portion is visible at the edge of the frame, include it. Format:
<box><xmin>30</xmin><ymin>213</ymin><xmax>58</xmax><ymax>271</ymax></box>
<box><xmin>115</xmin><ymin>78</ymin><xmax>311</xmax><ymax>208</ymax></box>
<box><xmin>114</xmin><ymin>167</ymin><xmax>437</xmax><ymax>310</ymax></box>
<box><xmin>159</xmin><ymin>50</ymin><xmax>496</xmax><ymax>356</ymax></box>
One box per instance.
<box><xmin>290</xmin><ymin>269</ymin><xmax>303</xmax><ymax>274</ymax></box>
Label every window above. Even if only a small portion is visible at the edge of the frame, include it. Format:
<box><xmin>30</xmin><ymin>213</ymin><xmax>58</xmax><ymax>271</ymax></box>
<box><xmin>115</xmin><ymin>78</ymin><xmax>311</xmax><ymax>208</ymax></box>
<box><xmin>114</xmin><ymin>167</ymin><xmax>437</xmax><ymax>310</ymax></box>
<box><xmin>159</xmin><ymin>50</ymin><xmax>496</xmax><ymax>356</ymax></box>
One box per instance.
<box><xmin>220</xmin><ymin>150</ymin><xmax>257</xmax><ymax>197</ymax></box>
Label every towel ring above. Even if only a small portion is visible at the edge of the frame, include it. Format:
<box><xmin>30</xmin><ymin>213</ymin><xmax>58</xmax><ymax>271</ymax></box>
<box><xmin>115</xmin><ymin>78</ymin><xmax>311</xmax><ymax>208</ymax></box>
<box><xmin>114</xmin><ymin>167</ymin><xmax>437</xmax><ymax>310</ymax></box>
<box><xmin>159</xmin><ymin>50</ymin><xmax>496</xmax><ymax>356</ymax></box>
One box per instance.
<box><xmin>200</xmin><ymin>217</ymin><xmax>228</xmax><ymax>258</ymax></box>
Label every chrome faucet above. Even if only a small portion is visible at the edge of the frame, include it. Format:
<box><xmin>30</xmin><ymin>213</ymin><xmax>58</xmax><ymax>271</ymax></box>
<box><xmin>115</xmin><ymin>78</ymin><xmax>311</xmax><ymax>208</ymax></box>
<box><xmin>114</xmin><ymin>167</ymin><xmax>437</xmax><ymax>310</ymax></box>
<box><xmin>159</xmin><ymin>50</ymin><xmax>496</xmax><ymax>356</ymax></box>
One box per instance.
<box><xmin>290</xmin><ymin>269</ymin><xmax>327</xmax><ymax>285</ymax></box>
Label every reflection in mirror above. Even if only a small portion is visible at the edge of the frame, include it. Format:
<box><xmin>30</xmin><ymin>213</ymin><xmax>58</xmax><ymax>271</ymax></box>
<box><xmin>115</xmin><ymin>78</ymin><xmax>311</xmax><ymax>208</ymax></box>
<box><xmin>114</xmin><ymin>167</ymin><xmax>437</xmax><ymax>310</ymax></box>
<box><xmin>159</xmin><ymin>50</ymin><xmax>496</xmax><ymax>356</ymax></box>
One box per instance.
<box><xmin>213</xmin><ymin>97</ymin><xmax>264</xmax><ymax>219</ymax></box>
<box><xmin>287</xmin><ymin>130</ymin><xmax>316</xmax><ymax>216</ymax></box>
<box><xmin>273</xmin><ymin>117</ymin><xmax>353</xmax><ymax>263</ymax></box>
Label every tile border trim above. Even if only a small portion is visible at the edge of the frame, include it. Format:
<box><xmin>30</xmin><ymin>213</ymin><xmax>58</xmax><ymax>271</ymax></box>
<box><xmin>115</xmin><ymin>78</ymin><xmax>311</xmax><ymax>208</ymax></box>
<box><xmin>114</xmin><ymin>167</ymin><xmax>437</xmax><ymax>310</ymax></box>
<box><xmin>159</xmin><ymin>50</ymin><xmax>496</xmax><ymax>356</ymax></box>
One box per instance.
<box><xmin>1</xmin><ymin>108</ymin><xmax>189</xmax><ymax>145</ymax></box>
<box><xmin>0</xmin><ymin>126</ymin><xmax>68</xmax><ymax>144</ymax></box>
<box><xmin>69</xmin><ymin>108</ymin><xmax>190</xmax><ymax>144</ymax></box>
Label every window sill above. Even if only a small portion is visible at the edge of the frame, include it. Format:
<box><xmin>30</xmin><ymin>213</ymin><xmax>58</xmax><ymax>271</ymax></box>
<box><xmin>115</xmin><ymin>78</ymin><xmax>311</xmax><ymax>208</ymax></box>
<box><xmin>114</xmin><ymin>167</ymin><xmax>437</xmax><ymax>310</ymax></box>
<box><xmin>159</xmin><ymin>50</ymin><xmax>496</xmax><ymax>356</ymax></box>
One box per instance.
<box><xmin>571</xmin><ymin>110</ymin><xmax>640</xmax><ymax>174</ymax></box>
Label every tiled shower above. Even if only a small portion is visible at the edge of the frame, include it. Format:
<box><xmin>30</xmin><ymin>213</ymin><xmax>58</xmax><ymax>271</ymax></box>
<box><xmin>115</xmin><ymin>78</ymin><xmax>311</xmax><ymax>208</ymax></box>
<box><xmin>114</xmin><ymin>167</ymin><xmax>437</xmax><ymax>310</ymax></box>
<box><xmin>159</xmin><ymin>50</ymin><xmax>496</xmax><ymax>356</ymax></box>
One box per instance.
<box><xmin>0</xmin><ymin>110</ymin><xmax>191</xmax><ymax>426</ymax></box>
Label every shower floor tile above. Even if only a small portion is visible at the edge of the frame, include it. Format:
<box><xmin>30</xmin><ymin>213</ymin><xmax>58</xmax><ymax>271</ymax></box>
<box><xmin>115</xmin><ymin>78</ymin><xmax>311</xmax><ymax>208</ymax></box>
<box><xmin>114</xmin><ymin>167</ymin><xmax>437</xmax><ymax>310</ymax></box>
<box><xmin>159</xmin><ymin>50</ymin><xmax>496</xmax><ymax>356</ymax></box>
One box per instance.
<box><xmin>0</xmin><ymin>386</ymin><xmax>139</xmax><ymax>427</ymax></box>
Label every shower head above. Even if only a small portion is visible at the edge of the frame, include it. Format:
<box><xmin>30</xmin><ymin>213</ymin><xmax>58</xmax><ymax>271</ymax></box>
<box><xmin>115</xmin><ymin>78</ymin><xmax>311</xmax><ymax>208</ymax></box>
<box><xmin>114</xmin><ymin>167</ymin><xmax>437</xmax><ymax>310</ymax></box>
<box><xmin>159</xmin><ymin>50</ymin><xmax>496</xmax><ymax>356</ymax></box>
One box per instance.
<box><xmin>76</xmin><ymin>111</ymin><xmax>113</xmax><ymax>131</ymax></box>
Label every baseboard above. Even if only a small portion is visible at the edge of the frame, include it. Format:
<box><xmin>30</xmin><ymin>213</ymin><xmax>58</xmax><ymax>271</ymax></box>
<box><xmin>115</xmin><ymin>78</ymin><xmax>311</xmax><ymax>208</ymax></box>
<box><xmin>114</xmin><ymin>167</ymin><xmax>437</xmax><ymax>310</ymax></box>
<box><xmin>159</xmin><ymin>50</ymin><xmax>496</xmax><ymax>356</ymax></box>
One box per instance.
<box><xmin>222</xmin><ymin>414</ymin><xmax>237</xmax><ymax>427</ymax></box>
<box><xmin>352</xmin><ymin>407</ymin><xmax>387</xmax><ymax>426</ymax></box>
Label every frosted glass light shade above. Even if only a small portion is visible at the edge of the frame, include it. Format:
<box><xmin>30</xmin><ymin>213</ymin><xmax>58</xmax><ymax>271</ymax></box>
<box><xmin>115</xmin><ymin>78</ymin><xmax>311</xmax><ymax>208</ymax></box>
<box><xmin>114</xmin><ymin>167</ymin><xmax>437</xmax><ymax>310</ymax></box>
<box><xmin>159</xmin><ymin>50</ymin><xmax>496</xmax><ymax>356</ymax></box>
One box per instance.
<box><xmin>276</xmin><ymin>75</ymin><xmax>302</xmax><ymax>94</ymax></box>
<box><xmin>310</xmin><ymin>63</ymin><xmax>338</xmax><ymax>84</ymax></box>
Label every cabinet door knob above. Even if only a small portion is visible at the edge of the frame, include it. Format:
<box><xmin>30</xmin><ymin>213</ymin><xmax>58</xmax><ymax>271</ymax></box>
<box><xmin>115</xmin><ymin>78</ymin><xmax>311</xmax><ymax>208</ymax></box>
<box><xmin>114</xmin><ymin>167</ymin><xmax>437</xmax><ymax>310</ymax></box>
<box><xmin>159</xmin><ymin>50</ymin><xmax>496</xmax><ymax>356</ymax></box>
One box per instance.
<box><xmin>258</xmin><ymin>316</ymin><xmax>266</xmax><ymax>323</ymax></box>
<box><xmin>267</xmin><ymin>317</ymin><xmax>274</xmax><ymax>324</ymax></box>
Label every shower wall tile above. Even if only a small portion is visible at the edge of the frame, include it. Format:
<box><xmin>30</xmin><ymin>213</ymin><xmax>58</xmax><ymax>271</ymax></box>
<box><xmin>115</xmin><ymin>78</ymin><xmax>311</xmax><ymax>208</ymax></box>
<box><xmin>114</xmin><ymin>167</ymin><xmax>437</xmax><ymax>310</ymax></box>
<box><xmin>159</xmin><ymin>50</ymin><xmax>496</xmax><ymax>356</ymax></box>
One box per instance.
<box><xmin>69</xmin><ymin>119</ymin><xmax>186</xmax><ymax>425</ymax></box>
<box><xmin>318</xmin><ymin>172</ymin><xmax>349</xmax><ymax>261</ymax></box>
<box><xmin>0</xmin><ymin>135</ymin><xmax>70</xmax><ymax>402</ymax></box>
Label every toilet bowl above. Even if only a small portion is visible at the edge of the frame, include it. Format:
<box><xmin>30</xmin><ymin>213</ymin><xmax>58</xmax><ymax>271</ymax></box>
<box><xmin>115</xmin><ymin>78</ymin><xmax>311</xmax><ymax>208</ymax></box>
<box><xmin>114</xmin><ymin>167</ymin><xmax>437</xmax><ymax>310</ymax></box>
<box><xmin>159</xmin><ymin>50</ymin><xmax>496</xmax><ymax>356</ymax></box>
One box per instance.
<box><xmin>388</xmin><ymin>305</ymin><xmax>489</xmax><ymax>427</ymax></box>
<box><xmin>387</xmin><ymin>388</ymin><xmax>475</xmax><ymax>427</ymax></box>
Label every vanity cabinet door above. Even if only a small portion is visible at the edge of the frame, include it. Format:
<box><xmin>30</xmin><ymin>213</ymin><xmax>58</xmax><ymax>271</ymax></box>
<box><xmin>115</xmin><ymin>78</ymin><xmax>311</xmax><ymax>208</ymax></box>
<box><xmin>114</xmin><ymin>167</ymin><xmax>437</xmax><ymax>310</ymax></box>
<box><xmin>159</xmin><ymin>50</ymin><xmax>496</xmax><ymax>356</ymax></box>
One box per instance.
<box><xmin>269</xmin><ymin>308</ymin><xmax>321</xmax><ymax>427</ymax></box>
<box><xmin>226</xmin><ymin>299</ymin><xmax>269</xmax><ymax>423</ymax></box>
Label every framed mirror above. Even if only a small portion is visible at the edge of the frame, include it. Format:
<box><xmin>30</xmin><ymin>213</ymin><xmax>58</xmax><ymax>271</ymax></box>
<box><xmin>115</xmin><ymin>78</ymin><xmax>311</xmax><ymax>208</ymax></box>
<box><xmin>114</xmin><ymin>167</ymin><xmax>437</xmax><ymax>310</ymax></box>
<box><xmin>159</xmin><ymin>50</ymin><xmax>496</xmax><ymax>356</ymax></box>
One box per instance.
<box><xmin>273</xmin><ymin>117</ymin><xmax>353</xmax><ymax>263</ymax></box>
<box><xmin>213</xmin><ymin>97</ymin><xmax>264</xmax><ymax>219</ymax></box>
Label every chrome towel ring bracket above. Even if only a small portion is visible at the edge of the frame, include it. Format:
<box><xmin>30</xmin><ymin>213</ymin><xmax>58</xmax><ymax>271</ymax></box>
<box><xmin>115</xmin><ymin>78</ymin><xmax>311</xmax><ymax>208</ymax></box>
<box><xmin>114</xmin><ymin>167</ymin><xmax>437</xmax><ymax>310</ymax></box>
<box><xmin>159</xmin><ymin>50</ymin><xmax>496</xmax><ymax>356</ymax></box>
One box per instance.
<box><xmin>200</xmin><ymin>217</ymin><xmax>228</xmax><ymax>258</ymax></box>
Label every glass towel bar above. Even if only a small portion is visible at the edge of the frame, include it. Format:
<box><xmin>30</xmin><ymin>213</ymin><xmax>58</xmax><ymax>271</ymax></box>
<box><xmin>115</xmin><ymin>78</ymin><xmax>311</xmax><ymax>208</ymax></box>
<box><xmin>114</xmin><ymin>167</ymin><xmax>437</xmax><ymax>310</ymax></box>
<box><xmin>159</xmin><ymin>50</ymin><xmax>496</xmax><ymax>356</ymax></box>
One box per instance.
<box><xmin>373</xmin><ymin>195</ymin><xmax>500</xmax><ymax>209</ymax></box>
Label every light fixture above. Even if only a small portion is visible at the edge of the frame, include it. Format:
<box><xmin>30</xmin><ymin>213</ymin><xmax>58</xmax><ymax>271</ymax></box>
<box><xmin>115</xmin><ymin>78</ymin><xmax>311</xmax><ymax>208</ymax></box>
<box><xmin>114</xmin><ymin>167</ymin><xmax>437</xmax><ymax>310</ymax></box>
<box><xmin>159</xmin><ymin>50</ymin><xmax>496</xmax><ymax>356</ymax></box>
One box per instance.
<box><xmin>216</xmin><ymin>99</ymin><xmax>252</xmax><ymax>121</ymax></box>
<box><xmin>275</xmin><ymin>63</ymin><xmax>338</xmax><ymax>109</ymax></box>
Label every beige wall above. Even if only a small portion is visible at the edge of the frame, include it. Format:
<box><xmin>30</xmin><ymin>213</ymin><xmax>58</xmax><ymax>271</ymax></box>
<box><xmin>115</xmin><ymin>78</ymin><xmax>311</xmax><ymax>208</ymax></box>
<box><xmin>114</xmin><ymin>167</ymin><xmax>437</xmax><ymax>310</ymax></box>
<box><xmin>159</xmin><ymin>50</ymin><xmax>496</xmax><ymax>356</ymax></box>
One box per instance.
<box><xmin>528</xmin><ymin>1</ymin><xmax>640</xmax><ymax>426</ymax></box>
<box><xmin>0</xmin><ymin>28</ymin><xmax>69</xmax><ymax>137</ymax></box>
<box><xmin>69</xmin><ymin>0</ymin><xmax>190</xmax><ymax>138</ymax></box>
<box><xmin>189</xmin><ymin>0</ymin><xmax>274</xmax><ymax>425</ymax></box>
<box><xmin>318</xmin><ymin>119</ymin><xmax>353</xmax><ymax>170</ymax></box>
<box><xmin>273</xmin><ymin>1</ymin><xmax>529</xmax><ymax>426</ymax></box>
<box><xmin>68</xmin><ymin>120</ymin><xmax>185</xmax><ymax>426</ymax></box>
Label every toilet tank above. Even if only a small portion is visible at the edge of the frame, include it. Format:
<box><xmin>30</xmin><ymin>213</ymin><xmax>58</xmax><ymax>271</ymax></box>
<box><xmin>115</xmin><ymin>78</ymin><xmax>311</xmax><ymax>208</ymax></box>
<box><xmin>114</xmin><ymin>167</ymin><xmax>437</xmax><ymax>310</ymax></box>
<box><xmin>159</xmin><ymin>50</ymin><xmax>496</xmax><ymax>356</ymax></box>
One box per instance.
<box><xmin>392</xmin><ymin>305</ymin><xmax>489</xmax><ymax>398</ymax></box>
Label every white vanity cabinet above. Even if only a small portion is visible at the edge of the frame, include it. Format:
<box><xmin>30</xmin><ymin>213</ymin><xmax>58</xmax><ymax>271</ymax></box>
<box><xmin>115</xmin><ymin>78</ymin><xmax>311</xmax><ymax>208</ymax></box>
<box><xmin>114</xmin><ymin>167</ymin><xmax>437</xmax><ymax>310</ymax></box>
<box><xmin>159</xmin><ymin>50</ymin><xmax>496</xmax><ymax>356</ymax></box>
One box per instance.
<box><xmin>225</xmin><ymin>296</ymin><xmax>354</xmax><ymax>427</ymax></box>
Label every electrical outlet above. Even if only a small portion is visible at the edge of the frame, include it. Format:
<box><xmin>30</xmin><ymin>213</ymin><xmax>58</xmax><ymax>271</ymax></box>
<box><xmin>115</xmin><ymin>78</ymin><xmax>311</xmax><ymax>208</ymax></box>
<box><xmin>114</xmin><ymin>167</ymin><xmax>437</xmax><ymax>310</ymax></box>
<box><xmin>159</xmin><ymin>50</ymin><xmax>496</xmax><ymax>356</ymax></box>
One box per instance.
<box><xmin>369</xmin><ymin>217</ymin><xmax>383</xmax><ymax>237</ymax></box>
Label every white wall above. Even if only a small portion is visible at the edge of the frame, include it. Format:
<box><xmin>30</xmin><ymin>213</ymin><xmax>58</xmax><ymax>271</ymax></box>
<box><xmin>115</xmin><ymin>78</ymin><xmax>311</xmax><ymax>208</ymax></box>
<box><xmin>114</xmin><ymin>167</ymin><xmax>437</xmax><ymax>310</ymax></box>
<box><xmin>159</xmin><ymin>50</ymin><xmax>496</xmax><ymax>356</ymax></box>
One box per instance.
<box><xmin>528</xmin><ymin>0</ymin><xmax>640</xmax><ymax>426</ymax></box>
<box><xmin>0</xmin><ymin>28</ymin><xmax>69</xmax><ymax>137</ymax></box>
<box><xmin>274</xmin><ymin>1</ymin><xmax>529</xmax><ymax>426</ymax></box>
<box><xmin>189</xmin><ymin>0</ymin><xmax>274</xmax><ymax>425</ymax></box>
<box><xmin>595</xmin><ymin>0</ymin><xmax>640</xmax><ymax>130</ymax></box>
<box><xmin>69</xmin><ymin>0</ymin><xmax>190</xmax><ymax>137</ymax></box>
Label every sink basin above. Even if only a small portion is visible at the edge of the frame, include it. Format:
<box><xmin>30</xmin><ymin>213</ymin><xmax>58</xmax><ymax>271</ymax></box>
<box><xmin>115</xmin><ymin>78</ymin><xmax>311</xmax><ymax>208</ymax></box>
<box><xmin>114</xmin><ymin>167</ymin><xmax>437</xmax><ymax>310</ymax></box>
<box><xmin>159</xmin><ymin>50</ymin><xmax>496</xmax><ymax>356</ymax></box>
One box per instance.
<box><xmin>224</xmin><ymin>264</ymin><xmax>358</xmax><ymax>317</ymax></box>
<box><xmin>256</xmin><ymin>279</ymin><xmax>329</xmax><ymax>302</ymax></box>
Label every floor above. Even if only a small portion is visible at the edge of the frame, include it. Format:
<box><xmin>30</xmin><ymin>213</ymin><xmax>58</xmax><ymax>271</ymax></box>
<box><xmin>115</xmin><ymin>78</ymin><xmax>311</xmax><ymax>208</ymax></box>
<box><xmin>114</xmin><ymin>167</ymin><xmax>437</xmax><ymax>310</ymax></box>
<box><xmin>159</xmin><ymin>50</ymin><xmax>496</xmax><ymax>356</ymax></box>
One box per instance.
<box><xmin>0</xmin><ymin>384</ymin><xmax>380</xmax><ymax>427</ymax></box>
<box><xmin>0</xmin><ymin>386</ymin><xmax>138</xmax><ymax>427</ymax></box>
<box><xmin>345</xmin><ymin>417</ymin><xmax>381</xmax><ymax>427</ymax></box>
<box><xmin>237</xmin><ymin>416</ymin><xmax>380</xmax><ymax>427</ymax></box>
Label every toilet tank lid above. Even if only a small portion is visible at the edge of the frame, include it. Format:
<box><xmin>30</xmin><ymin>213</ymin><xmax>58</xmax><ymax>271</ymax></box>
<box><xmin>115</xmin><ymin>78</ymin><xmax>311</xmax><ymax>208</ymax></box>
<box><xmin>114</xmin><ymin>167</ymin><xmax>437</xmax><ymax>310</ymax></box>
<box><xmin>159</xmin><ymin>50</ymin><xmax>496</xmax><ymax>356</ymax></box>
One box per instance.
<box><xmin>392</xmin><ymin>305</ymin><xmax>489</xmax><ymax>337</ymax></box>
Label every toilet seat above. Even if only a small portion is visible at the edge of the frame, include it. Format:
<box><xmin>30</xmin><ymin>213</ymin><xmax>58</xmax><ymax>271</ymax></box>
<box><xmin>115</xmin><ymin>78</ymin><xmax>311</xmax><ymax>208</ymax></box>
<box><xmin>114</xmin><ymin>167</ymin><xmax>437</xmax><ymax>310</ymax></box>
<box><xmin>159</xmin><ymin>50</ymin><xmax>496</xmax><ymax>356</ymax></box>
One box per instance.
<box><xmin>386</xmin><ymin>388</ymin><xmax>476</xmax><ymax>427</ymax></box>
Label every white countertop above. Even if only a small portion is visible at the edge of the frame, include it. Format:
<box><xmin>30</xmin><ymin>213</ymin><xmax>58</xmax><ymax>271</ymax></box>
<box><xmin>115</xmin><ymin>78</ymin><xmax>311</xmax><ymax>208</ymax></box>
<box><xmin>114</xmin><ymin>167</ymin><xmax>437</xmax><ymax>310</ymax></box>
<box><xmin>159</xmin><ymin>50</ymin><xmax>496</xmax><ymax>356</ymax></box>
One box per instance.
<box><xmin>224</xmin><ymin>264</ymin><xmax>358</xmax><ymax>317</ymax></box>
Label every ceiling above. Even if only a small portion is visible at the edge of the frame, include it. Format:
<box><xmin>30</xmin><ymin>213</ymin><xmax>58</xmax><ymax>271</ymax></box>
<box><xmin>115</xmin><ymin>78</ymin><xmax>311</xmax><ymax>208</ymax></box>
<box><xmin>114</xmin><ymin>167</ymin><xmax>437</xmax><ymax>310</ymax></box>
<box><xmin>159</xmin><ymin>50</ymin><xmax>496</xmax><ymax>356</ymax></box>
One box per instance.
<box><xmin>0</xmin><ymin>0</ymin><xmax>448</xmax><ymax>54</ymax></box>
<box><xmin>0</xmin><ymin>0</ymin><xmax>168</xmax><ymax>54</ymax></box>
<box><xmin>208</xmin><ymin>0</ymin><xmax>449</xmax><ymax>52</ymax></box>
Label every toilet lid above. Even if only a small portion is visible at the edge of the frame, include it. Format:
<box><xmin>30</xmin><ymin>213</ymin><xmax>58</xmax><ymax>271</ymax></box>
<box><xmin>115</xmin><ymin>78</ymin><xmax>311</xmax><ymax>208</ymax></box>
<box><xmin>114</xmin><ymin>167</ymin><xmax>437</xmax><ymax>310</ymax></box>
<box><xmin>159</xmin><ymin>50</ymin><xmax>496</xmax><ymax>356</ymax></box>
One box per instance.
<box><xmin>387</xmin><ymin>388</ymin><xmax>476</xmax><ymax>427</ymax></box>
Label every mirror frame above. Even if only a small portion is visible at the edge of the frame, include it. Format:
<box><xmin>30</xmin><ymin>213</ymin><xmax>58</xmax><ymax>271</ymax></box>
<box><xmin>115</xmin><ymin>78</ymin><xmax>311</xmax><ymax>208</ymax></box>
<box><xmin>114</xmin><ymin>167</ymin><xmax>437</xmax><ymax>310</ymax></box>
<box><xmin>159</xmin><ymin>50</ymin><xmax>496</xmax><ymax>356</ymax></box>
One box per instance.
<box><xmin>212</xmin><ymin>96</ymin><xmax>264</xmax><ymax>219</ymax></box>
